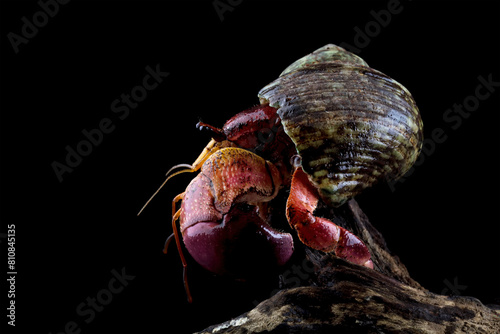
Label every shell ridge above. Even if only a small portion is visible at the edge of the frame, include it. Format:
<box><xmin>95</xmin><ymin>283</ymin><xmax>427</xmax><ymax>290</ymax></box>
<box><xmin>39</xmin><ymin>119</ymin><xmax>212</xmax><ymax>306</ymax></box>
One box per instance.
<box><xmin>257</xmin><ymin>44</ymin><xmax>423</xmax><ymax>206</ymax></box>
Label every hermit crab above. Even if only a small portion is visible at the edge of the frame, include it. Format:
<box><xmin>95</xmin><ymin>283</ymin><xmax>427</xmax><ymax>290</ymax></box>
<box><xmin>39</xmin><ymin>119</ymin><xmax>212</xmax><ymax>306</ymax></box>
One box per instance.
<box><xmin>139</xmin><ymin>44</ymin><xmax>423</xmax><ymax>302</ymax></box>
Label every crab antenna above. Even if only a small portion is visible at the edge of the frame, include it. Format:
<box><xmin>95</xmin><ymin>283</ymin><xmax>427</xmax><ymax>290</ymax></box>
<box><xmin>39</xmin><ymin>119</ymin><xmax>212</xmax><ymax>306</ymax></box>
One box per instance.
<box><xmin>137</xmin><ymin>164</ymin><xmax>195</xmax><ymax>216</ymax></box>
<box><xmin>137</xmin><ymin>139</ymin><xmax>219</xmax><ymax>216</ymax></box>
<box><xmin>165</xmin><ymin>163</ymin><xmax>196</xmax><ymax>178</ymax></box>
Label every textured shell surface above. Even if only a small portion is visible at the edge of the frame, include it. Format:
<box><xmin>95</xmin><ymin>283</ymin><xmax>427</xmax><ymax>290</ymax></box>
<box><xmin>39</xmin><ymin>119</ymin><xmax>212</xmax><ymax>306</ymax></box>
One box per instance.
<box><xmin>258</xmin><ymin>44</ymin><xmax>423</xmax><ymax>207</ymax></box>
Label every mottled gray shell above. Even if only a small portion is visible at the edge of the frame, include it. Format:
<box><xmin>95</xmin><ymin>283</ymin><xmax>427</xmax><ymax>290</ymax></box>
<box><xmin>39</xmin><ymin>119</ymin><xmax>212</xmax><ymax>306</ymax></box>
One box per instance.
<box><xmin>258</xmin><ymin>44</ymin><xmax>423</xmax><ymax>207</ymax></box>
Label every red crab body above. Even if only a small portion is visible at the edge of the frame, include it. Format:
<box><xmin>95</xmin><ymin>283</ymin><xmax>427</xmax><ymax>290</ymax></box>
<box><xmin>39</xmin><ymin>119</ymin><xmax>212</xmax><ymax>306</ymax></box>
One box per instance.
<box><xmin>141</xmin><ymin>45</ymin><xmax>423</xmax><ymax>302</ymax></box>
<box><xmin>167</xmin><ymin>105</ymin><xmax>373</xmax><ymax>301</ymax></box>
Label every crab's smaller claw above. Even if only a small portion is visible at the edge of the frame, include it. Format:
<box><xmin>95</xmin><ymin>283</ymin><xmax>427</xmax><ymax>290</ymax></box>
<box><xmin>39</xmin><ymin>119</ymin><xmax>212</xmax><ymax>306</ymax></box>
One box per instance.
<box><xmin>286</xmin><ymin>167</ymin><xmax>373</xmax><ymax>269</ymax></box>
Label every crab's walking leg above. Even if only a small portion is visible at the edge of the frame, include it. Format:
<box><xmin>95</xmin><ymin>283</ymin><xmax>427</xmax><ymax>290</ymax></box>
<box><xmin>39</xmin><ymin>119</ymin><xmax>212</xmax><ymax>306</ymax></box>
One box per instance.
<box><xmin>286</xmin><ymin>167</ymin><xmax>373</xmax><ymax>269</ymax></box>
<box><xmin>169</xmin><ymin>192</ymin><xmax>193</xmax><ymax>303</ymax></box>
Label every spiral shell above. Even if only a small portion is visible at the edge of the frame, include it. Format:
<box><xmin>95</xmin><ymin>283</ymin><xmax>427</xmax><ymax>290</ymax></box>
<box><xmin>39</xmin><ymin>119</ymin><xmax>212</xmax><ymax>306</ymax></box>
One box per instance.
<box><xmin>258</xmin><ymin>44</ymin><xmax>423</xmax><ymax>207</ymax></box>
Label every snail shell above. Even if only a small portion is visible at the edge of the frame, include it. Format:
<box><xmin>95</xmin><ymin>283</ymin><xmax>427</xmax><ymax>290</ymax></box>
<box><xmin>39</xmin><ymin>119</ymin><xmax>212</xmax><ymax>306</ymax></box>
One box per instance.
<box><xmin>258</xmin><ymin>44</ymin><xmax>423</xmax><ymax>207</ymax></box>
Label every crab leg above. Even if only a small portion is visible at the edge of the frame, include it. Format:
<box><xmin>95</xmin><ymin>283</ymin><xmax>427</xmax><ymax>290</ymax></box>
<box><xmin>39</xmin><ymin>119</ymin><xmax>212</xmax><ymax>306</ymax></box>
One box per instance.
<box><xmin>286</xmin><ymin>167</ymin><xmax>373</xmax><ymax>268</ymax></box>
<box><xmin>169</xmin><ymin>192</ymin><xmax>193</xmax><ymax>303</ymax></box>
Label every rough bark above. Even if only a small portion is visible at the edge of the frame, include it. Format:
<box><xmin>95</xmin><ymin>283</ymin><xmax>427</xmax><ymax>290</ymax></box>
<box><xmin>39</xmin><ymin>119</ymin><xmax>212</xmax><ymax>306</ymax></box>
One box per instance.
<box><xmin>197</xmin><ymin>199</ymin><xmax>500</xmax><ymax>333</ymax></box>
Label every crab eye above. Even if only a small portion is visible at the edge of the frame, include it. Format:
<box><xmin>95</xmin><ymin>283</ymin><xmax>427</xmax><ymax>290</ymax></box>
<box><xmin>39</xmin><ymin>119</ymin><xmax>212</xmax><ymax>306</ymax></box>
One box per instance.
<box><xmin>290</xmin><ymin>154</ymin><xmax>302</xmax><ymax>168</ymax></box>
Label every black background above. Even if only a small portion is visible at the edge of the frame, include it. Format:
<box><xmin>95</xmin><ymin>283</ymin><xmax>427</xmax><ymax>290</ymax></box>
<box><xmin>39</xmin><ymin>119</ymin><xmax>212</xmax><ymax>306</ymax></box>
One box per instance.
<box><xmin>1</xmin><ymin>1</ymin><xmax>499</xmax><ymax>333</ymax></box>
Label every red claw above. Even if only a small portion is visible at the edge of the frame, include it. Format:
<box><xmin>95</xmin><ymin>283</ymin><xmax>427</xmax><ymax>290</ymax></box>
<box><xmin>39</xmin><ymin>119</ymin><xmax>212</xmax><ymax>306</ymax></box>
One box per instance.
<box><xmin>183</xmin><ymin>205</ymin><xmax>294</xmax><ymax>276</ymax></box>
<box><xmin>286</xmin><ymin>167</ymin><xmax>372</xmax><ymax>268</ymax></box>
<box><xmin>178</xmin><ymin>147</ymin><xmax>294</xmax><ymax>277</ymax></box>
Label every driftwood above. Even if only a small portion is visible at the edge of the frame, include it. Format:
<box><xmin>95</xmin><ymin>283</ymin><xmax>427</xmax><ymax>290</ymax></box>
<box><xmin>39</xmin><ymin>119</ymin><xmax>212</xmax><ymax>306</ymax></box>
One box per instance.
<box><xmin>197</xmin><ymin>200</ymin><xmax>500</xmax><ymax>333</ymax></box>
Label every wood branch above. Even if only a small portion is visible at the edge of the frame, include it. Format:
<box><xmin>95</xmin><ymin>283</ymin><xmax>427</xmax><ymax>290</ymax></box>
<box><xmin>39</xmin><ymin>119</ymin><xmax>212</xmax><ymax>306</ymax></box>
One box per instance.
<box><xmin>326</xmin><ymin>200</ymin><xmax>423</xmax><ymax>289</ymax></box>
<box><xmin>197</xmin><ymin>199</ymin><xmax>500</xmax><ymax>333</ymax></box>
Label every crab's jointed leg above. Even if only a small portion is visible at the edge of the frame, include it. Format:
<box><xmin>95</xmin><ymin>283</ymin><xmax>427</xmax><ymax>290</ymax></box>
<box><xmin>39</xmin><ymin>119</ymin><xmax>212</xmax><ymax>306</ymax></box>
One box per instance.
<box><xmin>286</xmin><ymin>167</ymin><xmax>373</xmax><ymax>268</ymax></box>
<box><xmin>169</xmin><ymin>192</ymin><xmax>194</xmax><ymax>303</ymax></box>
